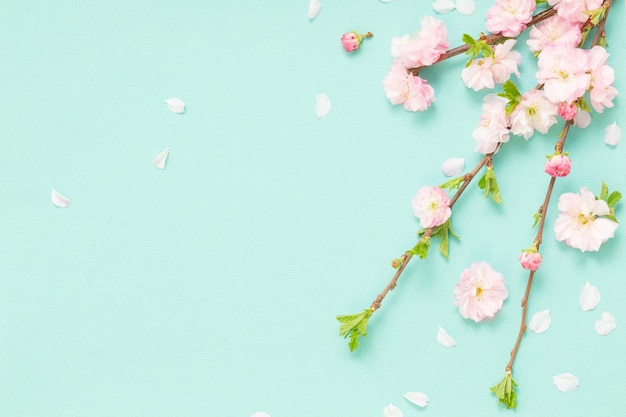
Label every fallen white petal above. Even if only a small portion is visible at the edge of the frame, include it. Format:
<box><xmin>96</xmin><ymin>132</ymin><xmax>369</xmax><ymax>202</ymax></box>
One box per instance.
<box><xmin>456</xmin><ymin>0</ymin><xmax>476</xmax><ymax>15</ymax></box>
<box><xmin>165</xmin><ymin>97</ymin><xmax>185</xmax><ymax>114</ymax></box>
<box><xmin>441</xmin><ymin>157</ymin><xmax>464</xmax><ymax>176</ymax></box>
<box><xmin>51</xmin><ymin>188</ymin><xmax>71</xmax><ymax>208</ymax></box>
<box><xmin>308</xmin><ymin>0</ymin><xmax>321</xmax><ymax>19</ymax></box>
<box><xmin>437</xmin><ymin>326</ymin><xmax>456</xmax><ymax>347</ymax></box>
<box><xmin>250</xmin><ymin>413</ymin><xmax>270</xmax><ymax>417</ymax></box>
<box><xmin>380</xmin><ymin>0</ymin><xmax>394</xmax><ymax>2</ymax></box>
<box><xmin>552</xmin><ymin>373</ymin><xmax>579</xmax><ymax>392</ymax></box>
<box><xmin>153</xmin><ymin>148</ymin><xmax>170</xmax><ymax>170</ymax></box>
<box><xmin>403</xmin><ymin>391</ymin><xmax>429</xmax><ymax>408</ymax></box>
<box><xmin>604</xmin><ymin>121</ymin><xmax>621</xmax><ymax>146</ymax></box>
<box><xmin>383</xmin><ymin>404</ymin><xmax>403</xmax><ymax>417</ymax></box>
<box><xmin>316</xmin><ymin>93</ymin><xmax>331</xmax><ymax>119</ymax></box>
<box><xmin>529</xmin><ymin>309</ymin><xmax>551</xmax><ymax>334</ymax></box>
<box><xmin>595</xmin><ymin>312</ymin><xmax>616</xmax><ymax>335</ymax></box>
<box><xmin>432</xmin><ymin>0</ymin><xmax>455</xmax><ymax>13</ymax></box>
<box><xmin>579</xmin><ymin>281</ymin><xmax>601</xmax><ymax>311</ymax></box>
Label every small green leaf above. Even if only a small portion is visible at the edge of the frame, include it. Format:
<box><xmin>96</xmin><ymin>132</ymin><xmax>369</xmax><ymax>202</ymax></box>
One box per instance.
<box><xmin>490</xmin><ymin>373</ymin><xmax>518</xmax><ymax>409</ymax></box>
<box><xmin>532</xmin><ymin>211</ymin><xmax>541</xmax><ymax>228</ymax></box>
<box><xmin>409</xmin><ymin>236</ymin><xmax>431</xmax><ymax>259</ymax></box>
<box><xmin>478</xmin><ymin>168</ymin><xmax>502</xmax><ymax>204</ymax></box>
<box><xmin>576</xmin><ymin>96</ymin><xmax>591</xmax><ymax>113</ymax></box>
<box><xmin>462</xmin><ymin>33</ymin><xmax>476</xmax><ymax>46</ymax></box>
<box><xmin>430</xmin><ymin>220</ymin><xmax>460</xmax><ymax>259</ymax></box>
<box><xmin>440</xmin><ymin>176</ymin><xmax>464</xmax><ymax>191</ymax></box>
<box><xmin>337</xmin><ymin>308</ymin><xmax>373</xmax><ymax>352</ymax></box>
<box><xmin>600</xmin><ymin>181</ymin><xmax>609</xmax><ymax>200</ymax></box>
<box><xmin>607</xmin><ymin>191</ymin><xmax>622</xmax><ymax>208</ymax></box>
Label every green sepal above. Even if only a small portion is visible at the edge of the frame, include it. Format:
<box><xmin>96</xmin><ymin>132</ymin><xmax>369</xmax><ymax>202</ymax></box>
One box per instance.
<box><xmin>478</xmin><ymin>167</ymin><xmax>503</xmax><ymax>204</ymax></box>
<box><xmin>490</xmin><ymin>373</ymin><xmax>518</xmax><ymax>409</ymax></box>
<box><xmin>440</xmin><ymin>176</ymin><xmax>464</xmax><ymax>191</ymax></box>
<box><xmin>463</xmin><ymin>34</ymin><xmax>492</xmax><ymax>67</ymax></box>
<box><xmin>532</xmin><ymin>211</ymin><xmax>541</xmax><ymax>228</ymax></box>
<box><xmin>576</xmin><ymin>96</ymin><xmax>591</xmax><ymax>113</ymax></box>
<box><xmin>585</xmin><ymin>7</ymin><xmax>606</xmax><ymax>25</ymax></box>
<box><xmin>497</xmin><ymin>80</ymin><xmax>522</xmax><ymax>115</ymax></box>
<box><xmin>337</xmin><ymin>308</ymin><xmax>373</xmax><ymax>352</ymax></box>
<box><xmin>409</xmin><ymin>236</ymin><xmax>431</xmax><ymax>259</ymax></box>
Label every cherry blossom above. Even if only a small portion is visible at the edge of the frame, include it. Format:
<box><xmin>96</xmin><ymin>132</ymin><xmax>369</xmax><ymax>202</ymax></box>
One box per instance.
<box><xmin>411</xmin><ymin>186</ymin><xmax>452</xmax><ymax>228</ymax></box>
<box><xmin>383</xmin><ymin>62</ymin><xmax>435</xmax><ymax>112</ymax></box>
<box><xmin>536</xmin><ymin>45</ymin><xmax>590</xmax><ymax>104</ymax></box>
<box><xmin>453</xmin><ymin>261</ymin><xmax>508</xmax><ymax>322</ymax></box>
<box><xmin>527</xmin><ymin>15</ymin><xmax>582</xmax><ymax>53</ymax></box>
<box><xmin>486</xmin><ymin>0</ymin><xmax>536</xmax><ymax>37</ymax></box>
<box><xmin>391</xmin><ymin>16</ymin><xmax>449</xmax><ymax>68</ymax></box>
<box><xmin>461</xmin><ymin>40</ymin><xmax>521</xmax><ymax>91</ymax></box>
<box><xmin>510</xmin><ymin>89</ymin><xmax>558</xmax><ymax>139</ymax></box>
<box><xmin>547</xmin><ymin>0</ymin><xmax>603</xmax><ymax>23</ymax></box>
<box><xmin>586</xmin><ymin>46</ymin><xmax>618</xmax><ymax>113</ymax></box>
<box><xmin>554</xmin><ymin>187</ymin><xmax>619</xmax><ymax>252</ymax></box>
<box><xmin>473</xmin><ymin>95</ymin><xmax>510</xmax><ymax>154</ymax></box>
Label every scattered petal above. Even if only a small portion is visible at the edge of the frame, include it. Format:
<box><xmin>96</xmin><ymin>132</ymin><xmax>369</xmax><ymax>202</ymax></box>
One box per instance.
<box><xmin>403</xmin><ymin>391</ymin><xmax>429</xmax><ymax>408</ymax></box>
<box><xmin>154</xmin><ymin>148</ymin><xmax>170</xmax><ymax>170</ymax></box>
<box><xmin>437</xmin><ymin>326</ymin><xmax>456</xmax><ymax>347</ymax></box>
<box><xmin>316</xmin><ymin>93</ymin><xmax>331</xmax><ymax>119</ymax></box>
<box><xmin>441</xmin><ymin>157</ymin><xmax>464</xmax><ymax>176</ymax></box>
<box><xmin>432</xmin><ymin>0</ymin><xmax>456</xmax><ymax>13</ymax></box>
<box><xmin>383</xmin><ymin>404</ymin><xmax>403</xmax><ymax>417</ymax></box>
<box><xmin>380</xmin><ymin>0</ymin><xmax>394</xmax><ymax>2</ymax></box>
<box><xmin>455</xmin><ymin>0</ymin><xmax>476</xmax><ymax>15</ymax></box>
<box><xmin>604</xmin><ymin>121</ymin><xmax>621</xmax><ymax>146</ymax></box>
<box><xmin>308</xmin><ymin>0</ymin><xmax>321</xmax><ymax>19</ymax></box>
<box><xmin>595</xmin><ymin>312</ymin><xmax>617</xmax><ymax>335</ymax></box>
<box><xmin>165</xmin><ymin>97</ymin><xmax>185</xmax><ymax>114</ymax></box>
<box><xmin>552</xmin><ymin>373</ymin><xmax>579</xmax><ymax>392</ymax></box>
<box><xmin>529</xmin><ymin>309</ymin><xmax>551</xmax><ymax>334</ymax></box>
<box><xmin>250</xmin><ymin>413</ymin><xmax>270</xmax><ymax>417</ymax></box>
<box><xmin>579</xmin><ymin>281</ymin><xmax>601</xmax><ymax>311</ymax></box>
<box><xmin>51</xmin><ymin>188</ymin><xmax>71</xmax><ymax>208</ymax></box>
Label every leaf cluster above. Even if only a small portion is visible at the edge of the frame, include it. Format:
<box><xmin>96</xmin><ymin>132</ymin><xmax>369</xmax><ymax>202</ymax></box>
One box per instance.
<box><xmin>497</xmin><ymin>80</ymin><xmax>522</xmax><ymax>115</ymax></box>
<box><xmin>462</xmin><ymin>33</ymin><xmax>493</xmax><ymax>67</ymax></box>
<box><xmin>336</xmin><ymin>308</ymin><xmax>372</xmax><ymax>352</ymax></box>
<box><xmin>478</xmin><ymin>167</ymin><xmax>503</xmax><ymax>204</ymax></box>
<box><xmin>490</xmin><ymin>373</ymin><xmax>518</xmax><ymax>409</ymax></box>
<box><xmin>598</xmin><ymin>181</ymin><xmax>621</xmax><ymax>223</ymax></box>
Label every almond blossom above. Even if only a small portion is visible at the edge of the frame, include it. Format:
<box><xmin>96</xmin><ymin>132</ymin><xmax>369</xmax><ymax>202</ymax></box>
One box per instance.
<box><xmin>391</xmin><ymin>16</ymin><xmax>449</xmax><ymax>68</ymax></box>
<box><xmin>453</xmin><ymin>261</ymin><xmax>508</xmax><ymax>322</ymax></box>
<box><xmin>473</xmin><ymin>95</ymin><xmax>510</xmax><ymax>154</ymax></box>
<box><xmin>383</xmin><ymin>62</ymin><xmax>435</xmax><ymax>112</ymax></box>
<box><xmin>547</xmin><ymin>0</ymin><xmax>603</xmax><ymax>23</ymax></box>
<box><xmin>411</xmin><ymin>185</ymin><xmax>452</xmax><ymax>228</ymax></box>
<box><xmin>554</xmin><ymin>187</ymin><xmax>619</xmax><ymax>252</ymax></box>
<box><xmin>461</xmin><ymin>40</ymin><xmax>521</xmax><ymax>91</ymax></box>
<box><xmin>586</xmin><ymin>46</ymin><xmax>618</xmax><ymax>113</ymax></box>
<box><xmin>527</xmin><ymin>15</ymin><xmax>582</xmax><ymax>53</ymax></box>
<box><xmin>536</xmin><ymin>45</ymin><xmax>590</xmax><ymax>104</ymax></box>
<box><xmin>509</xmin><ymin>89</ymin><xmax>558</xmax><ymax>139</ymax></box>
<box><xmin>485</xmin><ymin>0</ymin><xmax>536</xmax><ymax>37</ymax></box>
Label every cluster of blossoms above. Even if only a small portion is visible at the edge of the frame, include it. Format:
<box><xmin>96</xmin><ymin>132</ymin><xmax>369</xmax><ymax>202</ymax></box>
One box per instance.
<box><xmin>461</xmin><ymin>39</ymin><xmax>522</xmax><ymax>91</ymax></box>
<box><xmin>382</xmin><ymin>16</ymin><xmax>449</xmax><ymax>112</ymax></box>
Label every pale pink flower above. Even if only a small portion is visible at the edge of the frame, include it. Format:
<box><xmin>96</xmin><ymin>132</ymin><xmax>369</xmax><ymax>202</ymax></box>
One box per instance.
<box><xmin>558</xmin><ymin>101</ymin><xmax>577</xmax><ymax>120</ymax></box>
<box><xmin>527</xmin><ymin>15</ymin><xmax>582</xmax><ymax>53</ymax></box>
<box><xmin>519</xmin><ymin>250</ymin><xmax>542</xmax><ymax>271</ymax></box>
<box><xmin>461</xmin><ymin>40</ymin><xmax>521</xmax><ymax>91</ymax></box>
<box><xmin>536</xmin><ymin>45</ymin><xmax>590</xmax><ymax>104</ymax></box>
<box><xmin>486</xmin><ymin>0</ymin><xmax>536</xmax><ymax>37</ymax></box>
<box><xmin>383</xmin><ymin>62</ymin><xmax>436</xmax><ymax>112</ymax></box>
<box><xmin>510</xmin><ymin>89</ymin><xmax>558</xmax><ymax>139</ymax></box>
<box><xmin>548</xmin><ymin>0</ymin><xmax>603</xmax><ymax>23</ymax></box>
<box><xmin>461</xmin><ymin>57</ymin><xmax>495</xmax><ymax>91</ymax></box>
<box><xmin>587</xmin><ymin>46</ymin><xmax>618</xmax><ymax>113</ymax></box>
<box><xmin>412</xmin><ymin>186</ymin><xmax>452</xmax><ymax>228</ymax></box>
<box><xmin>391</xmin><ymin>16</ymin><xmax>449</xmax><ymax>68</ymax></box>
<box><xmin>454</xmin><ymin>261</ymin><xmax>508</xmax><ymax>322</ymax></box>
<box><xmin>473</xmin><ymin>95</ymin><xmax>510</xmax><ymax>154</ymax></box>
<box><xmin>554</xmin><ymin>187</ymin><xmax>619</xmax><ymax>252</ymax></box>
<box><xmin>544</xmin><ymin>154</ymin><xmax>572</xmax><ymax>177</ymax></box>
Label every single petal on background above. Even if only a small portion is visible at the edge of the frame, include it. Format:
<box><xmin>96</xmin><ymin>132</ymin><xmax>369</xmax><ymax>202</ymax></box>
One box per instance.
<box><xmin>456</xmin><ymin>0</ymin><xmax>476</xmax><ymax>15</ymax></box>
<box><xmin>595</xmin><ymin>312</ymin><xmax>616</xmax><ymax>335</ymax></box>
<box><xmin>552</xmin><ymin>373</ymin><xmax>579</xmax><ymax>392</ymax></box>
<box><xmin>402</xmin><ymin>391</ymin><xmax>429</xmax><ymax>407</ymax></box>
<box><xmin>441</xmin><ymin>157</ymin><xmax>464</xmax><ymax>176</ymax></box>
<box><xmin>51</xmin><ymin>188</ymin><xmax>71</xmax><ymax>208</ymax></box>
<box><xmin>604</xmin><ymin>121</ymin><xmax>621</xmax><ymax>146</ymax></box>
<box><xmin>529</xmin><ymin>309</ymin><xmax>551</xmax><ymax>334</ymax></box>
<box><xmin>383</xmin><ymin>404</ymin><xmax>403</xmax><ymax>417</ymax></box>
<box><xmin>154</xmin><ymin>148</ymin><xmax>170</xmax><ymax>170</ymax></box>
<box><xmin>437</xmin><ymin>326</ymin><xmax>456</xmax><ymax>347</ymax></box>
<box><xmin>316</xmin><ymin>93</ymin><xmax>331</xmax><ymax>119</ymax></box>
<box><xmin>165</xmin><ymin>97</ymin><xmax>185</xmax><ymax>113</ymax></box>
<box><xmin>308</xmin><ymin>0</ymin><xmax>321</xmax><ymax>19</ymax></box>
<box><xmin>579</xmin><ymin>281</ymin><xmax>601</xmax><ymax>311</ymax></box>
<box><xmin>432</xmin><ymin>0</ymin><xmax>456</xmax><ymax>13</ymax></box>
<box><xmin>250</xmin><ymin>413</ymin><xmax>271</xmax><ymax>417</ymax></box>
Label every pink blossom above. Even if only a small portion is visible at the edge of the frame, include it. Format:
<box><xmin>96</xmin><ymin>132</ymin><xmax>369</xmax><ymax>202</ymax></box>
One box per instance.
<box><xmin>536</xmin><ymin>45</ymin><xmax>590</xmax><ymax>104</ymax></box>
<box><xmin>519</xmin><ymin>250</ymin><xmax>542</xmax><ymax>271</ymax></box>
<box><xmin>510</xmin><ymin>89</ymin><xmax>558</xmax><ymax>139</ymax></box>
<box><xmin>391</xmin><ymin>16</ymin><xmax>449</xmax><ymax>68</ymax></box>
<box><xmin>486</xmin><ymin>0</ymin><xmax>536</xmax><ymax>37</ymax></box>
<box><xmin>461</xmin><ymin>57</ymin><xmax>495</xmax><ymax>91</ymax></box>
<box><xmin>383</xmin><ymin>62</ymin><xmax>435</xmax><ymax>112</ymax></box>
<box><xmin>554</xmin><ymin>187</ymin><xmax>619</xmax><ymax>252</ymax></box>
<box><xmin>558</xmin><ymin>101</ymin><xmax>577</xmax><ymax>120</ymax></box>
<box><xmin>461</xmin><ymin>40</ymin><xmax>521</xmax><ymax>91</ymax></box>
<box><xmin>548</xmin><ymin>0</ymin><xmax>603</xmax><ymax>23</ymax></box>
<box><xmin>412</xmin><ymin>186</ymin><xmax>452</xmax><ymax>228</ymax></box>
<box><xmin>544</xmin><ymin>154</ymin><xmax>572</xmax><ymax>177</ymax></box>
<box><xmin>527</xmin><ymin>15</ymin><xmax>582</xmax><ymax>53</ymax></box>
<box><xmin>453</xmin><ymin>261</ymin><xmax>508</xmax><ymax>322</ymax></box>
<box><xmin>341</xmin><ymin>31</ymin><xmax>372</xmax><ymax>52</ymax></box>
<box><xmin>587</xmin><ymin>46</ymin><xmax>618</xmax><ymax>113</ymax></box>
<box><xmin>473</xmin><ymin>95</ymin><xmax>510</xmax><ymax>154</ymax></box>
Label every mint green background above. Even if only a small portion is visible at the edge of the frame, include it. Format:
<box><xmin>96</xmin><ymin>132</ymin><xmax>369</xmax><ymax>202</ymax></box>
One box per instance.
<box><xmin>1</xmin><ymin>1</ymin><xmax>624</xmax><ymax>416</ymax></box>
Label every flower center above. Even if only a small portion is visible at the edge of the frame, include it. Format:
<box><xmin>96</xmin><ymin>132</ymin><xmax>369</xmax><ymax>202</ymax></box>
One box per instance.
<box><xmin>577</xmin><ymin>213</ymin><xmax>594</xmax><ymax>225</ymax></box>
<box><xmin>428</xmin><ymin>201</ymin><xmax>439</xmax><ymax>212</ymax></box>
<box><xmin>475</xmin><ymin>286</ymin><xmax>483</xmax><ymax>297</ymax></box>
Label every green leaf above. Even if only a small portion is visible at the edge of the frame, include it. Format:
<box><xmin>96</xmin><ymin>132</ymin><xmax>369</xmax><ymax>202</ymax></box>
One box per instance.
<box><xmin>497</xmin><ymin>81</ymin><xmax>522</xmax><ymax>115</ymax></box>
<box><xmin>600</xmin><ymin>181</ymin><xmax>609</xmax><ymax>200</ymax></box>
<box><xmin>576</xmin><ymin>96</ymin><xmax>591</xmax><ymax>113</ymax></box>
<box><xmin>607</xmin><ymin>191</ymin><xmax>622</xmax><ymax>208</ymax></box>
<box><xmin>478</xmin><ymin>168</ymin><xmax>503</xmax><ymax>204</ymax></box>
<box><xmin>586</xmin><ymin>7</ymin><xmax>606</xmax><ymax>25</ymax></box>
<box><xmin>337</xmin><ymin>308</ymin><xmax>373</xmax><ymax>352</ymax></box>
<box><xmin>462</xmin><ymin>33</ymin><xmax>476</xmax><ymax>46</ymax></box>
<box><xmin>409</xmin><ymin>236</ymin><xmax>431</xmax><ymax>259</ymax></box>
<box><xmin>440</xmin><ymin>176</ymin><xmax>464</xmax><ymax>191</ymax></box>
<box><xmin>532</xmin><ymin>211</ymin><xmax>541</xmax><ymax>228</ymax></box>
<box><xmin>490</xmin><ymin>373</ymin><xmax>518</xmax><ymax>409</ymax></box>
<box><xmin>430</xmin><ymin>219</ymin><xmax>460</xmax><ymax>259</ymax></box>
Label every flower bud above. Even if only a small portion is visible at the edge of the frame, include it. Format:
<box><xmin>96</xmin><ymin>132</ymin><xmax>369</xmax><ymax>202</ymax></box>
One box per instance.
<box><xmin>340</xmin><ymin>31</ymin><xmax>372</xmax><ymax>52</ymax></box>
<box><xmin>518</xmin><ymin>250</ymin><xmax>542</xmax><ymax>271</ymax></box>
<box><xmin>558</xmin><ymin>101</ymin><xmax>577</xmax><ymax>121</ymax></box>
<box><xmin>544</xmin><ymin>154</ymin><xmax>571</xmax><ymax>177</ymax></box>
<box><xmin>391</xmin><ymin>257</ymin><xmax>404</xmax><ymax>269</ymax></box>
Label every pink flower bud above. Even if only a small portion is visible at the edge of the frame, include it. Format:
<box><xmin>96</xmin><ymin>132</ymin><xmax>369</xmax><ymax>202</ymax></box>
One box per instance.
<box><xmin>340</xmin><ymin>31</ymin><xmax>372</xmax><ymax>52</ymax></box>
<box><xmin>519</xmin><ymin>250</ymin><xmax>542</xmax><ymax>271</ymax></box>
<box><xmin>558</xmin><ymin>101</ymin><xmax>577</xmax><ymax>121</ymax></box>
<box><xmin>544</xmin><ymin>154</ymin><xmax>572</xmax><ymax>177</ymax></box>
